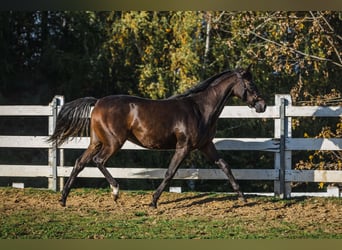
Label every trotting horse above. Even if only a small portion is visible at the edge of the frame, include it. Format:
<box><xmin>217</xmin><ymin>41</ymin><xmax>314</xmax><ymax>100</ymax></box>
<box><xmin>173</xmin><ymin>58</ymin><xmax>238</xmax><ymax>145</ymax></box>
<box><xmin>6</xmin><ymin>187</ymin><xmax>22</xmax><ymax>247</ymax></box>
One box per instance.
<box><xmin>48</xmin><ymin>65</ymin><xmax>266</xmax><ymax>208</ymax></box>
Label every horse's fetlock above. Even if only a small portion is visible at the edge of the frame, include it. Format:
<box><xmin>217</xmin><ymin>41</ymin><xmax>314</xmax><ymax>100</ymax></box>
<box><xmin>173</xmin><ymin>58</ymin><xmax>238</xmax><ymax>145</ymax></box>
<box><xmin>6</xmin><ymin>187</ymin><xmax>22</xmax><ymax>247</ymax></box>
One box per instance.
<box><xmin>111</xmin><ymin>184</ymin><xmax>120</xmax><ymax>201</ymax></box>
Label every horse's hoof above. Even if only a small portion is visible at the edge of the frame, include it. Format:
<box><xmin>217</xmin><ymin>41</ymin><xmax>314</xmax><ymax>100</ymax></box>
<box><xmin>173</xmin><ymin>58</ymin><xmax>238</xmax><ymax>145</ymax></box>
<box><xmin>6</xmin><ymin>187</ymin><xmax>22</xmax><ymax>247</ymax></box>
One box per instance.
<box><xmin>59</xmin><ymin>199</ymin><xmax>66</xmax><ymax>207</ymax></box>
<box><xmin>113</xmin><ymin>194</ymin><xmax>119</xmax><ymax>202</ymax></box>
<box><xmin>149</xmin><ymin>202</ymin><xmax>157</xmax><ymax>209</ymax></box>
<box><xmin>238</xmin><ymin>196</ymin><xmax>247</xmax><ymax>203</ymax></box>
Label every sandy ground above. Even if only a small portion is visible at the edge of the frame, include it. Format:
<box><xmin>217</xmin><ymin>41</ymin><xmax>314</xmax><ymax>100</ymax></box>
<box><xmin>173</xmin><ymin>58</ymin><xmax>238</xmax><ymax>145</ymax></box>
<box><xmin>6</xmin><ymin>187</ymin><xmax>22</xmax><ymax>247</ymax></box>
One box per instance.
<box><xmin>1</xmin><ymin>187</ymin><xmax>341</xmax><ymax>230</ymax></box>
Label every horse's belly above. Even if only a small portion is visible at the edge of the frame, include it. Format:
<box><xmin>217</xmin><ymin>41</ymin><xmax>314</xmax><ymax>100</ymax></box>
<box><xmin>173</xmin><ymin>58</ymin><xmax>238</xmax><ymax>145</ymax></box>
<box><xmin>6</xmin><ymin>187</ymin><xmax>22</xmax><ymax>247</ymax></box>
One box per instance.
<box><xmin>127</xmin><ymin>134</ymin><xmax>177</xmax><ymax>150</ymax></box>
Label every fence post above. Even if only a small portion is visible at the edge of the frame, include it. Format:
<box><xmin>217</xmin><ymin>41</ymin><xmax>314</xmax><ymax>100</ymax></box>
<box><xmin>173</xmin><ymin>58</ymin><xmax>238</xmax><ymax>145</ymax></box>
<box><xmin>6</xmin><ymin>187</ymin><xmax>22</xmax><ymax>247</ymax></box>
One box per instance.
<box><xmin>48</xmin><ymin>95</ymin><xmax>64</xmax><ymax>191</ymax></box>
<box><xmin>48</xmin><ymin>97</ymin><xmax>57</xmax><ymax>191</ymax></box>
<box><xmin>274</xmin><ymin>94</ymin><xmax>292</xmax><ymax>198</ymax></box>
<box><xmin>56</xmin><ymin>96</ymin><xmax>65</xmax><ymax>191</ymax></box>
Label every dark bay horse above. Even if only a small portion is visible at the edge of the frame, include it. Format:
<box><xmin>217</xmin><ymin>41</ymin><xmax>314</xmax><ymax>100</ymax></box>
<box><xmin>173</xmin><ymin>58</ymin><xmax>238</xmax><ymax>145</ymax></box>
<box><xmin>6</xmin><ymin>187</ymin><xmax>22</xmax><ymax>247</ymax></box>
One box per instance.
<box><xmin>48</xmin><ymin>65</ymin><xmax>266</xmax><ymax>208</ymax></box>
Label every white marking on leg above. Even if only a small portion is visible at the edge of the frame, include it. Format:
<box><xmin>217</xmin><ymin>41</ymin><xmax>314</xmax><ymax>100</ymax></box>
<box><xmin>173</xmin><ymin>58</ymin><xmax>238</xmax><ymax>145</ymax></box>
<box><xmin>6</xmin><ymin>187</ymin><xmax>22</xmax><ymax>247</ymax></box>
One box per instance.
<box><xmin>111</xmin><ymin>184</ymin><xmax>119</xmax><ymax>197</ymax></box>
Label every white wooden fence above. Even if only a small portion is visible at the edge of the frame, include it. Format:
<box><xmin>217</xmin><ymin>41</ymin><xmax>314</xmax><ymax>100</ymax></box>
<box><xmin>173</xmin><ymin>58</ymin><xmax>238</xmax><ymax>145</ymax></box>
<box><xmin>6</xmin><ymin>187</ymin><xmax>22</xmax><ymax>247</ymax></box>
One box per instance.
<box><xmin>0</xmin><ymin>94</ymin><xmax>341</xmax><ymax>198</ymax></box>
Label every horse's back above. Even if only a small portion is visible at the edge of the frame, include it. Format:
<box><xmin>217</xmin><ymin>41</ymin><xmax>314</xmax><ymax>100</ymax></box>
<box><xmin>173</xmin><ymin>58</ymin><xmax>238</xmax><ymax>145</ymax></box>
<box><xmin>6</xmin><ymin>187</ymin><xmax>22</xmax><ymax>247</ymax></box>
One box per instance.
<box><xmin>93</xmin><ymin>94</ymin><xmax>190</xmax><ymax>115</ymax></box>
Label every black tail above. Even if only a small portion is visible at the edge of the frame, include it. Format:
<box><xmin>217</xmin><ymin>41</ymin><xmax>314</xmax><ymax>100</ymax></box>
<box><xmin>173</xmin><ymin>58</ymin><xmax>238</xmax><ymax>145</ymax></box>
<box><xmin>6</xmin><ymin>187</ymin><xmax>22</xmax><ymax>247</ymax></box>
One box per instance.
<box><xmin>48</xmin><ymin>97</ymin><xmax>98</xmax><ymax>146</ymax></box>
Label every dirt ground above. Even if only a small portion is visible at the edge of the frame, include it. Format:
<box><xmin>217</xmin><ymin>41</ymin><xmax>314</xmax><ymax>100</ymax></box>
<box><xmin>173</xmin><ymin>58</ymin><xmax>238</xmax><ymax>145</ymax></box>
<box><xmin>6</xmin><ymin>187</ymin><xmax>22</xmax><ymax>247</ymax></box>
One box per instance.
<box><xmin>1</xmin><ymin>187</ymin><xmax>341</xmax><ymax>228</ymax></box>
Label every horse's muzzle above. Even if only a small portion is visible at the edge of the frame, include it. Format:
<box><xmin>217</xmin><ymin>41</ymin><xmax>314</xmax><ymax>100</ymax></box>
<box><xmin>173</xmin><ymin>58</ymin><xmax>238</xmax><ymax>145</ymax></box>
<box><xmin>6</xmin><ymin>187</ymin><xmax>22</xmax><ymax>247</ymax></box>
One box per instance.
<box><xmin>254</xmin><ymin>100</ymin><xmax>266</xmax><ymax>113</ymax></box>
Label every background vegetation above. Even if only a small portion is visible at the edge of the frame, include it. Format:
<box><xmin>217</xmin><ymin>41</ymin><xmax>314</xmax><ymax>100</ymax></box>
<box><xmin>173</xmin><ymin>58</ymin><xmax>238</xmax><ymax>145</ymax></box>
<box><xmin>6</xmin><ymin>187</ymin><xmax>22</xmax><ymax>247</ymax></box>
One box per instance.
<box><xmin>0</xmin><ymin>11</ymin><xmax>341</xmax><ymax>191</ymax></box>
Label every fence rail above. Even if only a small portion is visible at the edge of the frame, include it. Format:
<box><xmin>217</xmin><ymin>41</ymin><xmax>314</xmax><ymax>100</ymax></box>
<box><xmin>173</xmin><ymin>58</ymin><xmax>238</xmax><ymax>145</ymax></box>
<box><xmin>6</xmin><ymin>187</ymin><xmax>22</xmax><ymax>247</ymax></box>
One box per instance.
<box><xmin>0</xmin><ymin>94</ymin><xmax>341</xmax><ymax>198</ymax></box>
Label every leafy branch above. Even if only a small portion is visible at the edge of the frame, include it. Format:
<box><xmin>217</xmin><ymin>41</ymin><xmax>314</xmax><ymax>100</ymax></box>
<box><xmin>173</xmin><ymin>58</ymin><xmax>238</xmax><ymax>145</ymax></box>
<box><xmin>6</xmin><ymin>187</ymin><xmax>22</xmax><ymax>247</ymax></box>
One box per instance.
<box><xmin>249</xmin><ymin>31</ymin><xmax>342</xmax><ymax>68</ymax></box>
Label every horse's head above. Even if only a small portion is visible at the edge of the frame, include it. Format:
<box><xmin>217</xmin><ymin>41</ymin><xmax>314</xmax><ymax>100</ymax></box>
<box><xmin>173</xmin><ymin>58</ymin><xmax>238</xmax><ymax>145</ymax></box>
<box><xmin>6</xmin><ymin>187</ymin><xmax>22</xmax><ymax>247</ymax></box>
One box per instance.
<box><xmin>233</xmin><ymin>65</ymin><xmax>266</xmax><ymax>113</ymax></box>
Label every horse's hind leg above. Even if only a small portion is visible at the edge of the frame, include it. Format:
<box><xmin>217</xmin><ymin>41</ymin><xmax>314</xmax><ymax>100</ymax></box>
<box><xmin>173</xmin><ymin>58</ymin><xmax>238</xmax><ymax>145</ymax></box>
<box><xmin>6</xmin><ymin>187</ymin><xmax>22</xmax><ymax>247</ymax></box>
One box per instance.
<box><xmin>93</xmin><ymin>142</ymin><xmax>122</xmax><ymax>202</ymax></box>
<box><xmin>59</xmin><ymin>143</ymin><xmax>101</xmax><ymax>207</ymax></box>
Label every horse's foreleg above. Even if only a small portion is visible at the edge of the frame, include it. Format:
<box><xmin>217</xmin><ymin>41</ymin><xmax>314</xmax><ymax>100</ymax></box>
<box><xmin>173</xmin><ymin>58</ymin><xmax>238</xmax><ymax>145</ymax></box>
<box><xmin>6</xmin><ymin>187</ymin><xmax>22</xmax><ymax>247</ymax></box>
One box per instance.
<box><xmin>150</xmin><ymin>147</ymin><xmax>189</xmax><ymax>208</ymax></box>
<box><xmin>200</xmin><ymin>142</ymin><xmax>246</xmax><ymax>202</ymax></box>
<box><xmin>215</xmin><ymin>158</ymin><xmax>246</xmax><ymax>202</ymax></box>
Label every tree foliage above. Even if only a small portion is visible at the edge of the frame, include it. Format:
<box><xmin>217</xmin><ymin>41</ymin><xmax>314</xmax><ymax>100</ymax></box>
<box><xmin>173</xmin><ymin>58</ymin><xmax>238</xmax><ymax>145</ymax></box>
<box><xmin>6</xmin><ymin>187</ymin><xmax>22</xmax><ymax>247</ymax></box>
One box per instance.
<box><xmin>102</xmin><ymin>11</ymin><xmax>204</xmax><ymax>99</ymax></box>
<box><xmin>1</xmin><ymin>11</ymin><xmax>340</xmax><ymax>102</ymax></box>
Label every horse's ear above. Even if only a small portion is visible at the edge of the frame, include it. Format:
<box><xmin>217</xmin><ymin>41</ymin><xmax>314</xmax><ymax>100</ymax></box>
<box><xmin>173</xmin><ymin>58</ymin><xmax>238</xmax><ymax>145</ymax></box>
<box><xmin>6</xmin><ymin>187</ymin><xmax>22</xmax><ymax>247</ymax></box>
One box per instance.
<box><xmin>242</xmin><ymin>64</ymin><xmax>253</xmax><ymax>78</ymax></box>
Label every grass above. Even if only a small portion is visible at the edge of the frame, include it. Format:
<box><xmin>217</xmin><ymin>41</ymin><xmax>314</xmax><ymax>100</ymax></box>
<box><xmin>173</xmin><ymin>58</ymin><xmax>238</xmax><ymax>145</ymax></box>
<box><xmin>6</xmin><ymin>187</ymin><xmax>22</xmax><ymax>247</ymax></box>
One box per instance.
<box><xmin>0</xmin><ymin>188</ymin><xmax>341</xmax><ymax>239</ymax></box>
<box><xmin>2</xmin><ymin>210</ymin><xmax>340</xmax><ymax>239</ymax></box>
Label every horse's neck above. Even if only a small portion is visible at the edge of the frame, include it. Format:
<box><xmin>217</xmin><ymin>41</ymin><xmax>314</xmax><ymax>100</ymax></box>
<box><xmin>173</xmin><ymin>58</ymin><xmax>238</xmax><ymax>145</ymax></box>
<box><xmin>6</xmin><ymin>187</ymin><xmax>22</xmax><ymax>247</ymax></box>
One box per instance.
<box><xmin>192</xmin><ymin>77</ymin><xmax>236</xmax><ymax>124</ymax></box>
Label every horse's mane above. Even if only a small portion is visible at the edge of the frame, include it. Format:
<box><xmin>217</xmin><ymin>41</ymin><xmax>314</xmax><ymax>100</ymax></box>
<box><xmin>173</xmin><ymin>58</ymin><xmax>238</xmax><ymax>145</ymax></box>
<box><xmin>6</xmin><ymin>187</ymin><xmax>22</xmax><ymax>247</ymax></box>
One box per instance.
<box><xmin>168</xmin><ymin>70</ymin><xmax>236</xmax><ymax>99</ymax></box>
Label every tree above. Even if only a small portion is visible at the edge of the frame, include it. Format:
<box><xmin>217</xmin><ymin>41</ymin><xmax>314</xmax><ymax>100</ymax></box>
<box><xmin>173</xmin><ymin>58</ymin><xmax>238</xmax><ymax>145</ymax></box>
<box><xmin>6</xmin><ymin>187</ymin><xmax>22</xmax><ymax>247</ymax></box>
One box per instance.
<box><xmin>0</xmin><ymin>11</ymin><xmax>110</xmax><ymax>103</ymax></box>
<box><xmin>102</xmin><ymin>11</ymin><xmax>204</xmax><ymax>99</ymax></box>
